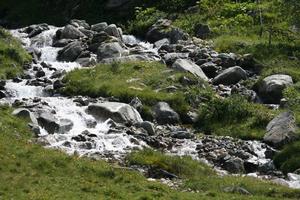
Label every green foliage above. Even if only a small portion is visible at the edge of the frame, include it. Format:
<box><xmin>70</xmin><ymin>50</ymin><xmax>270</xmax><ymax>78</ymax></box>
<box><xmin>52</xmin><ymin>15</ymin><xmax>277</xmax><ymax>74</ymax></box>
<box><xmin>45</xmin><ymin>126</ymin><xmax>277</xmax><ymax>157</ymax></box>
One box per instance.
<box><xmin>127</xmin><ymin>148</ymin><xmax>214</xmax><ymax>179</ymax></box>
<box><xmin>213</xmin><ymin>35</ymin><xmax>300</xmax><ymax>82</ymax></box>
<box><xmin>0</xmin><ymin>28</ymin><xmax>31</xmax><ymax>79</ymax></box>
<box><xmin>127</xmin><ymin>149</ymin><xmax>300</xmax><ymax>199</ymax></box>
<box><xmin>274</xmin><ymin>141</ymin><xmax>300</xmax><ymax>174</ymax></box>
<box><xmin>62</xmin><ymin>61</ymin><xmax>212</xmax><ymax>118</ymax></box>
<box><xmin>195</xmin><ymin>95</ymin><xmax>276</xmax><ymax>140</ymax></box>
<box><xmin>2</xmin><ymin>106</ymin><xmax>299</xmax><ymax>199</ymax></box>
<box><xmin>127</xmin><ymin>7</ymin><xmax>166</xmax><ymax>37</ymax></box>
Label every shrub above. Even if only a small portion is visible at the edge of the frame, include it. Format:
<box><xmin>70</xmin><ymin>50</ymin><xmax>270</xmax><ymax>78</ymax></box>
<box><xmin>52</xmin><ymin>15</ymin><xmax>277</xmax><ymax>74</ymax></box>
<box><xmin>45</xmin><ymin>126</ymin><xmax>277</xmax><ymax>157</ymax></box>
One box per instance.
<box><xmin>274</xmin><ymin>141</ymin><xmax>300</xmax><ymax>173</ymax></box>
<box><xmin>195</xmin><ymin>95</ymin><xmax>276</xmax><ymax>140</ymax></box>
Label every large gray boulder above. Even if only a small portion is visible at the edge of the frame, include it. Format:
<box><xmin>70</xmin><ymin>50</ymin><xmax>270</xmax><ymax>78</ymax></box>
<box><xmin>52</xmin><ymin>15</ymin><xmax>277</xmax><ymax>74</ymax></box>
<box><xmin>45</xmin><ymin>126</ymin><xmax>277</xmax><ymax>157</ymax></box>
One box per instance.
<box><xmin>104</xmin><ymin>24</ymin><xmax>122</xmax><ymax>39</ymax></box>
<box><xmin>91</xmin><ymin>22</ymin><xmax>108</xmax><ymax>32</ymax></box>
<box><xmin>263</xmin><ymin>111</ymin><xmax>298</xmax><ymax>148</ymax></box>
<box><xmin>154</xmin><ymin>102</ymin><xmax>180</xmax><ymax>125</ymax></box>
<box><xmin>258</xmin><ymin>74</ymin><xmax>293</xmax><ymax>104</ymax></box>
<box><xmin>172</xmin><ymin>59</ymin><xmax>208</xmax><ymax>80</ymax></box>
<box><xmin>70</xmin><ymin>19</ymin><xmax>90</xmax><ymax>30</ymax></box>
<box><xmin>97</xmin><ymin>42</ymin><xmax>126</xmax><ymax>60</ymax></box>
<box><xmin>57</xmin><ymin>41</ymin><xmax>83</xmax><ymax>62</ymax></box>
<box><xmin>37</xmin><ymin>113</ymin><xmax>74</xmax><ymax>134</ymax></box>
<box><xmin>23</xmin><ymin>23</ymin><xmax>49</xmax><ymax>38</ymax></box>
<box><xmin>212</xmin><ymin>66</ymin><xmax>247</xmax><ymax>85</ymax></box>
<box><xmin>37</xmin><ymin>113</ymin><xmax>59</xmax><ymax>134</ymax></box>
<box><xmin>12</xmin><ymin>108</ymin><xmax>38</xmax><ymax>124</ymax></box>
<box><xmin>223</xmin><ymin>157</ymin><xmax>245</xmax><ymax>174</ymax></box>
<box><xmin>87</xmin><ymin>102</ymin><xmax>143</xmax><ymax>124</ymax></box>
<box><xmin>60</xmin><ymin>25</ymin><xmax>85</xmax><ymax>39</ymax></box>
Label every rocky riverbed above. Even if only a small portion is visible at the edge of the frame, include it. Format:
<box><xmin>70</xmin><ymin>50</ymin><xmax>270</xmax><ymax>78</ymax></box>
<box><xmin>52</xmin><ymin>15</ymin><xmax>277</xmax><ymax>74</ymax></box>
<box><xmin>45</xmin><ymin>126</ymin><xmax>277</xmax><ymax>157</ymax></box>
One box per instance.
<box><xmin>0</xmin><ymin>19</ymin><xmax>299</xmax><ymax>189</ymax></box>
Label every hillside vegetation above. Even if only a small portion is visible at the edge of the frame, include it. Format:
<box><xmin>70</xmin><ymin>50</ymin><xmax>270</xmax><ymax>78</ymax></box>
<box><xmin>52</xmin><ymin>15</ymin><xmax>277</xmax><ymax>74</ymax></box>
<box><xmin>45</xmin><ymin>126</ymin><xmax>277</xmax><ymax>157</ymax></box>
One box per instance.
<box><xmin>1</xmin><ymin>105</ymin><xmax>300</xmax><ymax>199</ymax></box>
<box><xmin>0</xmin><ymin>28</ymin><xmax>31</xmax><ymax>79</ymax></box>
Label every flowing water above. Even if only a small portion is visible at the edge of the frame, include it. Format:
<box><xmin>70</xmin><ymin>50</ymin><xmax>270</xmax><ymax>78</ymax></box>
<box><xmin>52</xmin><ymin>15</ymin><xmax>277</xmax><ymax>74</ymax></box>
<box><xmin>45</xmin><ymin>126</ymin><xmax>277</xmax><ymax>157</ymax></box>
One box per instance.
<box><xmin>3</xmin><ymin>26</ymin><xmax>300</xmax><ymax>189</ymax></box>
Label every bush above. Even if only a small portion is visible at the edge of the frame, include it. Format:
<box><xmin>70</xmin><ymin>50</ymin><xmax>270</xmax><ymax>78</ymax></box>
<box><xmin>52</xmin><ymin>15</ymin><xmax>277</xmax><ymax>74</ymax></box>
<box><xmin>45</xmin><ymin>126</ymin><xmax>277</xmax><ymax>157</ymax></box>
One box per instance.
<box><xmin>274</xmin><ymin>141</ymin><xmax>300</xmax><ymax>173</ymax></box>
<box><xmin>127</xmin><ymin>7</ymin><xmax>166</xmax><ymax>37</ymax></box>
<box><xmin>195</xmin><ymin>95</ymin><xmax>276</xmax><ymax>140</ymax></box>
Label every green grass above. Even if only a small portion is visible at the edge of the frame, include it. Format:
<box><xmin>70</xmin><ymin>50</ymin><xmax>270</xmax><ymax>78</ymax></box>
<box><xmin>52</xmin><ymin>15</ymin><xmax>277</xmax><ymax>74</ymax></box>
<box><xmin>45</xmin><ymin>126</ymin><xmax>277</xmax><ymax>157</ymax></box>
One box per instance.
<box><xmin>127</xmin><ymin>149</ymin><xmax>300</xmax><ymax>199</ymax></box>
<box><xmin>213</xmin><ymin>35</ymin><xmax>300</xmax><ymax>82</ymax></box>
<box><xmin>273</xmin><ymin>85</ymin><xmax>300</xmax><ymax>173</ymax></box>
<box><xmin>62</xmin><ymin>61</ymin><xmax>214</xmax><ymax>119</ymax></box>
<box><xmin>2</xmin><ymin>106</ymin><xmax>300</xmax><ymax>199</ymax></box>
<box><xmin>274</xmin><ymin>141</ymin><xmax>300</xmax><ymax>174</ymax></box>
<box><xmin>195</xmin><ymin>95</ymin><xmax>277</xmax><ymax>140</ymax></box>
<box><xmin>0</xmin><ymin>28</ymin><xmax>31</xmax><ymax>79</ymax></box>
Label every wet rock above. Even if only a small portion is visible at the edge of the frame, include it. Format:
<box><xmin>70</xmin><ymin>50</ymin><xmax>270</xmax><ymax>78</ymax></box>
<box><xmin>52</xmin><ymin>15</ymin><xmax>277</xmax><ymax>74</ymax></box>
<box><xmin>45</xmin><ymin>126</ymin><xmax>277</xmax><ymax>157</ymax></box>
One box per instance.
<box><xmin>28</xmin><ymin>123</ymin><xmax>41</xmax><ymax>137</ymax></box>
<box><xmin>36</xmin><ymin>69</ymin><xmax>45</xmax><ymax>78</ymax></box>
<box><xmin>244</xmin><ymin>161</ymin><xmax>259</xmax><ymax>173</ymax></box>
<box><xmin>26</xmin><ymin>47</ymin><xmax>41</xmax><ymax>60</ymax></box>
<box><xmin>263</xmin><ymin>111</ymin><xmax>298</xmax><ymax>148</ymax></box>
<box><xmin>172</xmin><ymin>59</ymin><xmax>208</xmax><ymax>80</ymax></box>
<box><xmin>223</xmin><ymin>157</ymin><xmax>245</xmax><ymax>173</ymax></box>
<box><xmin>24</xmin><ymin>23</ymin><xmax>49</xmax><ymax>38</ymax></box>
<box><xmin>37</xmin><ymin>113</ymin><xmax>60</xmax><ymax>134</ymax></box>
<box><xmin>87</xmin><ymin>102</ymin><xmax>143</xmax><ymax>124</ymax></box>
<box><xmin>154</xmin><ymin>102</ymin><xmax>180</xmax><ymax>125</ymax></box>
<box><xmin>97</xmin><ymin>42</ymin><xmax>125</xmax><ymax>60</ymax></box>
<box><xmin>12</xmin><ymin>108</ymin><xmax>38</xmax><ymax>124</ymax></box>
<box><xmin>0</xmin><ymin>91</ymin><xmax>6</xmax><ymax>99</ymax></box>
<box><xmin>86</xmin><ymin>119</ymin><xmax>97</xmax><ymax>128</ymax></box>
<box><xmin>53</xmin><ymin>80</ymin><xmax>64</xmax><ymax>90</ymax></box>
<box><xmin>50</xmin><ymin>70</ymin><xmax>66</xmax><ymax>79</ymax></box>
<box><xmin>58</xmin><ymin>119</ymin><xmax>74</xmax><ymax>133</ymax></box>
<box><xmin>91</xmin><ymin>22</ymin><xmax>108</xmax><ymax>32</ymax></box>
<box><xmin>212</xmin><ymin>66</ymin><xmax>247</xmax><ymax>85</ymax></box>
<box><xmin>138</xmin><ymin>121</ymin><xmax>155</xmax><ymax>136</ymax></box>
<box><xmin>258</xmin><ymin>74</ymin><xmax>293</xmax><ymax>104</ymax></box>
<box><xmin>13</xmin><ymin>77</ymin><xmax>22</xmax><ymax>83</ymax></box>
<box><xmin>258</xmin><ymin>161</ymin><xmax>276</xmax><ymax>174</ymax></box>
<box><xmin>73</xmin><ymin>97</ymin><xmax>90</xmax><ymax>106</ymax></box>
<box><xmin>60</xmin><ymin>25</ymin><xmax>85</xmax><ymax>39</ymax></box>
<box><xmin>53</xmin><ymin>39</ymin><xmax>73</xmax><ymax>47</ymax></box>
<box><xmin>70</xmin><ymin>19</ymin><xmax>90</xmax><ymax>30</ymax></box>
<box><xmin>0</xmin><ymin>80</ymin><xmax>5</xmax><ymax>90</ymax></box>
<box><xmin>104</xmin><ymin>24</ymin><xmax>122</xmax><ymax>39</ymax></box>
<box><xmin>72</xmin><ymin>134</ymin><xmax>87</xmax><ymax>142</ymax></box>
<box><xmin>57</xmin><ymin>41</ymin><xmax>83</xmax><ymax>62</ymax></box>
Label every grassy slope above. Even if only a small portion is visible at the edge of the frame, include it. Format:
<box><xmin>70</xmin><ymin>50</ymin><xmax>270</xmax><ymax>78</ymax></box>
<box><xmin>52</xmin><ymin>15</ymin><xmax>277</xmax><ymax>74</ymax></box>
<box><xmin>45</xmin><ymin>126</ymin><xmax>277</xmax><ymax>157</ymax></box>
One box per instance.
<box><xmin>62</xmin><ymin>61</ymin><xmax>214</xmax><ymax>119</ymax></box>
<box><xmin>1</xmin><ymin>106</ymin><xmax>300</xmax><ymax>199</ymax></box>
<box><xmin>62</xmin><ymin>61</ymin><xmax>276</xmax><ymax>140</ymax></box>
<box><xmin>0</xmin><ymin>28</ymin><xmax>31</xmax><ymax>79</ymax></box>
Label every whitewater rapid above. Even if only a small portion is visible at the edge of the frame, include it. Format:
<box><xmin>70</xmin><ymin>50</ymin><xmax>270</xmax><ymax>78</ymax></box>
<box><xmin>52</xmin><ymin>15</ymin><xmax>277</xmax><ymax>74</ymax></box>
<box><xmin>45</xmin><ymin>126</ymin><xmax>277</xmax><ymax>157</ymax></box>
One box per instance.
<box><xmin>2</xmin><ymin>25</ymin><xmax>299</xmax><ymax>189</ymax></box>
